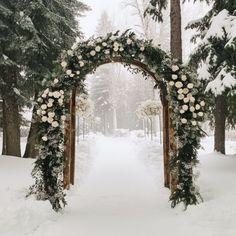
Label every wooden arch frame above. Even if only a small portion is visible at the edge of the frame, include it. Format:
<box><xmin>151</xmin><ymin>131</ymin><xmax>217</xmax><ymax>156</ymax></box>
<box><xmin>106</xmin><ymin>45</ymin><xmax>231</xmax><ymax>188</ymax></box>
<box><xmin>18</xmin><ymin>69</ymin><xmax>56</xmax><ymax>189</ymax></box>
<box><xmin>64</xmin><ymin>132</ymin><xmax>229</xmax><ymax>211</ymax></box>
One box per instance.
<box><xmin>63</xmin><ymin>57</ymin><xmax>173</xmax><ymax>191</ymax></box>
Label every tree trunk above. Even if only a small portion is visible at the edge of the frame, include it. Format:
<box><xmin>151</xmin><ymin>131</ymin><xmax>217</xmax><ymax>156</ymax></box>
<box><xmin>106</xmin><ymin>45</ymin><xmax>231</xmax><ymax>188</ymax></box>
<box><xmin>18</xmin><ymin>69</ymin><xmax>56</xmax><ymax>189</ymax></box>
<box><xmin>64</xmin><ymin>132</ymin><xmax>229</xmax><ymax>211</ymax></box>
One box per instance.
<box><xmin>214</xmin><ymin>95</ymin><xmax>227</xmax><ymax>154</ymax></box>
<box><xmin>23</xmin><ymin>106</ymin><xmax>38</xmax><ymax>158</ymax></box>
<box><xmin>2</xmin><ymin>100</ymin><xmax>7</xmax><ymax>155</ymax></box>
<box><xmin>2</xmin><ymin>96</ymin><xmax>21</xmax><ymax>157</ymax></box>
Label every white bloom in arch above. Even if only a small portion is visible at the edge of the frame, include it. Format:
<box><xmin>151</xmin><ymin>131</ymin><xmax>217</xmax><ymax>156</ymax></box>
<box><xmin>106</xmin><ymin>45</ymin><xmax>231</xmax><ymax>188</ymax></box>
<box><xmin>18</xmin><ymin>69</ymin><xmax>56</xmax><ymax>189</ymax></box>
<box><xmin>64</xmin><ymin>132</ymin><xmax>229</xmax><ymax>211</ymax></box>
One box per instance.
<box><xmin>61</xmin><ymin>115</ymin><xmax>67</xmax><ymax>121</ymax></box>
<box><xmin>127</xmin><ymin>38</ymin><xmax>132</xmax><ymax>45</ymax></box>
<box><xmin>177</xmin><ymin>89</ymin><xmax>183</xmax><ymax>94</ymax></box>
<box><xmin>48</xmin><ymin>92</ymin><xmax>53</xmax><ymax>97</ymax></box>
<box><xmin>90</xmin><ymin>50</ymin><xmax>96</xmax><ymax>56</ymax></box>
<box><xmin>60</xmin><ymin>90</ymin><xmax>64</xmax><ymax>95</ymax></box>
<box><xmin>70</xmin><ymin>73</ymin><xmax>75</xmax><ymax>78</ymax></box>
<box><xmin>183</xmin><ymin>97</ymin><xmax>189</xmax><ymax>103</ymax></box>
<box><xmin>42</xmin><ymin>93</ymin><xmax>47</xmax><ymax>98</ymax></box>
<box><xmin>119</xmin><ymin>47</ymin><xmax>124</xmax><ymax>52</ymax></box>
<box><xmin>42</xmin><ymin>110</ymin><xmax>46</xmax><ymax>115</ymax></box>
<box><xmin>181</xmin><ymin>75</ymin><xmax>187</xmax><ymax>81</ymax></box>
<box><xmin>67</xmin><ymin>50</ymin><xmax>73</xmax><ymax>56</ymax></box>
<box><xmin>87</xmin><ymin>41</ymin><xmax>94</xmax><ymax>46</ymax></box>
<box><xmin>41</xmin><ymin>104</ymin><xmax>47</xmax><ymax>110</ymax></box>
<box><xmin>180</xmin><ymin>109</ymin><xmax>185</xmax><ymax>114</ymax></box>
<box><xmin>181</xmin><ymin>118</ymin><xmax>187</xmax><ymax>124</ymax></box>
<box><xmin>44</xmin><ymin>88</ymin><xmax>49</xmax><ymax>94</ymax></box>
<box><xmin>37</xmin><ymin>98</ymin><xmax>43</xmax><ymax>103</ymax></box>
<box><xmin>36</xmin><ymin>109</ymin><xmax>42</xmax><ymax>115</ymax></box>
<box><xmin>48</xmin><ymin>98</ymin><xmax>54</xmax><ymax>103</ymax></box>
<box><xmin>175</xmin><ymin>81</ymin><xmax>183</xmax><ymax>88</ymax></box>
<box><xmin>48</xmin><ymin>112</ymin><xmax>55</xmax><ymax>118</ymax></box>
<box><xmin>187</xmin><ymin>83</ymin><xmax>194</xmax><ymax>89</ymax></box>
<box><xmin>47</xmin><ymin>117</ymin><xmax>54</xmax><ymax>124</ymax></box>
<box><xmin>169</xmin><ymin>81</ymin><xmax>175</xmax><ymax>86</ymax></box>
<box><xmin>182</xmin><ymin>105</ymin><xmax>189</xmax><ymax>111</ymax></box>
<box><xmin>96</xmin><ymin>38</ymin><xmax>102</xmax><ymax>43</ymax></box>
<box><xmin>95</xmin><ymin>46</ymin><xmax>101</xmax><ymax>52</ymax></box>
<box><xmin>195</xmin><ymin>104</ymin><xmax>201</xmax><ymax>110</ymax></box>
<box><xmin>61</xmin><ymin>61</ymin><xmax>67</xmax><ymax>68</ymax></box>
<box><xmin>77</xmin><ymin>55</ymin><xmax>82</xmax><ymax>60</ymax></box>
<box><xmin>54</xmin><ymin>78</ymin><xmax>59</xmax><ymax>84</ymax></box>
<box><xmin>193</xmin><ymin>113</ymin><xmax>197</xmax><ymax>118</ymax></box>
<box><xmin>58</xmin><ymin>98</ymin><xmax>63</xmax><ymax>104</ymax></box>
<box><xmin>104</xmin><ymin>49</ymin><xmax>110</xmax><ymax>55</ymax></box>
<box><xmin>200</xmin><ymin>101</ymin><xmax>205</xmax><ymax>106</ymax></box>
<box><xmin>191</xmin><ymin>121</ymin><xmax>197</xmax><ymax>126</ymax></box>
<box><xmin>190</xmin><ymin>106</ymin><xmax>195</xmax><ymax>112</ymax></box>
<box><xmin>172</xmin><ymin>74</ymin><xmax>178</xmax><ymax>80</ymax></box>
<box><xmin>41</xmin><ymin>116</ymin><xmax>47</xmax><ymax>122</ymax></box>
<box><xmin>66</xmin><ymin>70</ymin><xmax>72</xmax><ymax>76</ymax></box>
<box><xmin>79</xmin><ymin>61</ymin><xmax>84</xmax><ymax>67</ymax></box>
<box><xmin>190</xmin><ymin>96</ymin><xmax>195</xmax><ymax>102</ymax></box>
<box><xmin>76</xmin><ymin>71</ymin><xmax>80</xmax><ymax>75</ymax></box>
<box><xmin>172</xmin><ymin>65</ymin><xmax>179</xmax><ymax>72</ymax></box>
<box><xmin>52</xmin><ymin>121</ymin><xmax>59</xmax><ymax>128</ymax></box>
<box><xmin>183</xmin><ymin>88</ymin><xmax>189</xmax><ymax>94</ymax></box>
<box><xmin>178</xmin><ymin>94</ymin><xmax>184</xmax><ymax>100</ymax></box>
<box><xmin>53</xmin><ymin>91</ymin><xmax>61</xmax><ymax>98</ymax></box>
<box><xmin>47</xmin><ymin>103</ymin><xmax>53</xmax><ymax>108</ymax></box>
<box><xmin>140</xmin><ymin>46</ymin><xmax>145</xmax><ymax>51</ymax></box>
<box><xmin>113</xmin><ymin>47</ymin><xmax>119</xmax><ymax>52</ymax></box>
<box><xmin>102</xmin><ymin>42</ymin><xmax>107</xmax><ymax>47</ymax></box>
<box><xmin>42</xmin><ymin>136</ymin><xmax>48</xmax><ymax>141</ymax></box>
<box><xmin>198</xmin><ymin>112</ymin><xmax>204</xmax><ymax>117</ymax></box>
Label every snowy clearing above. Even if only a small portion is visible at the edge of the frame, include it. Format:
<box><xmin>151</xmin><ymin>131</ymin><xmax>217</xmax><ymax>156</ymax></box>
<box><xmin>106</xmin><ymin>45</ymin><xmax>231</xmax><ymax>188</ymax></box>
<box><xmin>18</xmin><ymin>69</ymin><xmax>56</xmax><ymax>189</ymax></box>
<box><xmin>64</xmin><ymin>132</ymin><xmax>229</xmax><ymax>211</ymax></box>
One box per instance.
<box><xmin>0</xmin><ymin>135</ymin><xmax>236</xmax><ymax>236</ymax></box>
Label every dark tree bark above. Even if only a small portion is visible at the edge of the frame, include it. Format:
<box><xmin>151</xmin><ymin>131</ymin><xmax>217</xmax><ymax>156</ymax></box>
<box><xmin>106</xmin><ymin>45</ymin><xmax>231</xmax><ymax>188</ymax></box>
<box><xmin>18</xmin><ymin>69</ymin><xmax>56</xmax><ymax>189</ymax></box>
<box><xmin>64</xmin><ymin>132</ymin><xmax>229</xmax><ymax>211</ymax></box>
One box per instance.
<box><xmin>1</xmin><ymin>100</ymin><xmax>7</xmax><ymax>155</ymax></box>
<box><xmin>2</xmin><ymin>96</ymin><xmax>21</xmax><ymax>157</ymax></box>
<box><xmin>23</xmin><ymin>105</ymin><xmax>38</xmax><ymax>158</ymax></box>
<box><xmin>214</xmin><ymin>95</ymin><xmax>227</xmax><ymax>154</ymax></box>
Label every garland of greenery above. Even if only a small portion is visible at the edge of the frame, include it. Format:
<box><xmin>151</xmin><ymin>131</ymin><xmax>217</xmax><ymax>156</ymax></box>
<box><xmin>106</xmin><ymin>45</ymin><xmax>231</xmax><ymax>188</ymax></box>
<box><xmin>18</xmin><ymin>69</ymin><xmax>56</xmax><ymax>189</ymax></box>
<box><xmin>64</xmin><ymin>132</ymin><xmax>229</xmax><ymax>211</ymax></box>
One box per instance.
<box><xmin>30</xmin><ymin>31</ymin><xmax>205</xmax><ymax>211</ymax></box>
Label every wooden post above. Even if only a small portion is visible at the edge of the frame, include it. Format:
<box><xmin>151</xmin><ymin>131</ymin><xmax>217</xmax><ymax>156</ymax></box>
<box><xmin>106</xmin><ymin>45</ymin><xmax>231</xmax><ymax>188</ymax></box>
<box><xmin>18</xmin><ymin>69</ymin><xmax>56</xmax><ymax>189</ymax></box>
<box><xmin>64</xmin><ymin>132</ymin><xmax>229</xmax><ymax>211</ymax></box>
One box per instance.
<box><xmin>70</xmin><ymin>88</ymin><xmax>76</xmax><ymax>185</ymax></box>
<box><xmin>162</xmin><ymin>97</ymin><xmax>170</xmax><ymax>188</ymax></box>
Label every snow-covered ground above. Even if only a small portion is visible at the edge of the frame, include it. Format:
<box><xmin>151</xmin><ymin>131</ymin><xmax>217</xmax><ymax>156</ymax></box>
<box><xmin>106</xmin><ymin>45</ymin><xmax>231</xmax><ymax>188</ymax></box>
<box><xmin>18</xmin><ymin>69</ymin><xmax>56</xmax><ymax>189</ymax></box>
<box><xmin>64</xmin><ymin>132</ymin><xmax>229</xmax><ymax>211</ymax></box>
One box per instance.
<box><xmin>0</xmin><ymin>134</ymin><xmax>236</xmax><ymax>236</ymax></box>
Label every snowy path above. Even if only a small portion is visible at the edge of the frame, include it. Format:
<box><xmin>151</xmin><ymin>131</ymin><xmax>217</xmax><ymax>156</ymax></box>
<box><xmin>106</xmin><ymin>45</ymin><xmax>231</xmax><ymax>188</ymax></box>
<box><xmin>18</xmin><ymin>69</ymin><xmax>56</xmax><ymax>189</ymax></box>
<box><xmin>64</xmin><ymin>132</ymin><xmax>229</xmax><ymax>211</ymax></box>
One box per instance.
<box><xmin>0</xmin><ymin>136</ymin><xmax>236</xmax><ymax>236</ymax></box>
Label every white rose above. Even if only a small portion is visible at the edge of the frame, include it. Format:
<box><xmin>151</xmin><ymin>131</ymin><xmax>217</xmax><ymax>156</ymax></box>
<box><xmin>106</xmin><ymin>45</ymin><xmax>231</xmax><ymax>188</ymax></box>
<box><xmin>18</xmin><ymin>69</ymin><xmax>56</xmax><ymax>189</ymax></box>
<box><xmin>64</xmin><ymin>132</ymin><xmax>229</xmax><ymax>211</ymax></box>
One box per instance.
<box><xmin>95</xmin><ymin>46</ymin><xmax>101</xmax><ymax>52</ymax></box>
<box><xmin>53</xmin><ymin>91</ymin><xmax>61</xmax><ymax>98</ymax></box>
<box><xmin>195</xmin><ymin>104</ymin><xmax>201</xmax><ymax>110</ymax></box>
<box><xmin>140</xmin><ymin>46</ymin><xmax>145</xmax><ymax>51</ymax></box>
<box><xmin>61</xmin><ymin>115</ymin><xmax>67</xmax><ymax>121</ymax></box>
<box><xmin>102</xmin><ymin>42</ymin><xmax>107</xmax><ymax>46</ymax></box>
<box><xmin>79</xmin><ymin>61</ymin><xmax>84</xmax><ymax>67</ymax></box>
<box><xmin>198</xmin><ymin>112</ymin><xmax>204</xmax><ymax>117</ymax></box>
<box><xmin>187</xmin><ymin>93</ymin><xmax>193</xmax><ymax>98</ymax></box>
<box><xmin>187</xmin><ymin>83</ymin><xmax>194</xmax><ymax>89</ymax></box>
<box><xmin>37</xmin><ymin>98</ymin><xmax>43</xmax><ymax>103</ymax></box>
<box><xmin>200</xmin><ymin>101</ymin><xmax>205</xmax><ymax>106</ymax></box>
<box><xmin>48</xmin><ymin>98</ymin><xmax>54</xmax><ymax>103</ymax></box>
<box><xmin>54</xmin><ymin>78</ymin><xmax>59</xmax><ymax>84</ymax></box>
<box><xmin>177</xmin><ymin>89</ymin><xmax>183</xmax><ymax>94</ymax></box>
<box><xmin>36</xmin><ymin>109</ymin><xmax>42</xmax><ymax>115</ymax></box>
<box><xmin>169</xmin><ymin>81</ymin><xmax>175</xmax><ymax>86</ymax></box>
<box><xmin>190</xmin><ymin>96</ymin><xmax>195</xmax><ymax>102</ymax></box>
<box><xmin>172</xmin><ymin>74</ymin><xmax>178</xmax><ymax>80</ymax></box>
<box><xmin>77</xmin><ymin>55</ymin><xmax>82</xmax><ymax>60</ymax></box>
<box><xmin>42</xmin><ymin>110</ymin><xmax>46</xmax><ymax>115</ymax></box>
<box><xmin>44</xmin><ymin>88</ymin><xmax>49</xmax><ymax>94</ymax></box>
<box><xmin>180</xmin><ymin>109</ymin><xmax>185</xmax><ymax>114</ymax></box>
<box><xmin>47</xmin><ymin>117</ymin><xmax>54</xmax><ymax>123</ymax></box>
<box><xmin>193</xmin><ymin>113</ymin><xmax>197</xmax><ymax>118</ymax></box>
<box><xmin>183</xmin><ymin>88</ymin><xmax>189</xmax><ymax>94</ymax></box>
<box><xmin>71</xmin><ymin>44</ymin><xmax>78</xmax><ymax>50</ymax></box>
<box><xmin>58</xmin><ymin>98</ymin><xmax>63</xmax><ymax>104</ymax></box>
<box><xmin>183</xmin><ymin>97</ymin><xmax>189</xmax><ymax>103</ymax></box>
<box><xmin>67</xmin><ymin>50</ymin><xmax>73</xmax><ymax>56</ymax></box>
<box><xmin>175</xmin><ymin>81</ymin><xmax>183</xmax><ymax>88</ymax></box>
<box><xmin>48</xmin><ymin>112</ymin><xmax>55</xmax><ymax>118</ymax></box>
<box><xmin>181</xmin><ymin>75</ymin><xmax>187</xmax><ymax>81</ymax></box>
<box><xmin>70</xmin><ymin>73</ymin><xmax>75</xmax><ymax>77</ymax></box>
<box><xmin>41</xmin><ymin>116</ymin><xmax>48</xmax><ymax>122</ymax></box>
<box><xmin>42</xmin><ymin>136</ymin><xmax>48</xmax><ymax>141</ymax></box>
<box><xmin>76</xmin><ymin>71</ymin><xmax>80</xmax><ymax>75</ymax></box>
<box><xmin>90</xmin><ymin>50</ymin><xmax>96</xmax><ymax>56</ymax></box>
<box><xmin>113</xmin><ymin>47</ymin><xmax>119</xmax><ymax>52</ymax></box>
<box><xmin>181</xmin><ymin>118</ymin><xmax>187</xmax><ymax>124</ymax></box>
<box><xmin>52</xmin><ymin>121</ymin><xmax>59</xmax><ymax>128</ymax></box>
<box><xmin>87</xmin><ymin>41</ymin><xmax>94</xmax><ymax>46</ymax></box>
<box><xmin>172</xmin><ymin>65</ymin><xmax>179</xmax><ymax>72</ymax></box>
<box><xmin>41</xmin><ymin>104</ymin><xmax>47</xmax><ymax>110</ymax></box>
<box><xmin>127</xmin><ymin>38</ymin><xmax>132</xmax><ymax>45</ymax></box>
<box><xmin>48</xmin><ymin>92</ymin><xmax>53</xmax><ymax>97</ymax></box>
<box><xmin>178</xmin><ymin>94</ymin><xmax>184</xmax><ymax>100</ymax></box>
<box><xmin>191</xmin><ymin>121</ymin><xmax>197</xmax><ymax>126</ymax></box>
<box><xmin>182</xmin><ymin>105</ymin><xmax>189</xmax><ymax>111</ymax></box>
<box><xmin>104</xmin><ymin>50</ymin><xmax>110</xmax><ymax>54</ymax></box>
<box><xmin>97</xmin><ymin>38</ymin><xmax>102</xmax><ymax>43</ymax></box>
<box><xmin>119</xmin><ymin>47</ymin><xmax>124</xmax><ymax>51</ymax></box>
<box><xmin>66</xmin><ymin>70</ymin><xmax>72</xmax><ymax>75</ymax></box>
<box><xmin>190</xmin><ymin>106</ymin><xmax>195</xmax><ymax>112</ymax></box>
<box><xmin>61</xmin><ymin>61</ymin><xmax>67</xmax><ymax>68</ymax></box>
<box><xmin>60</xmin><ymin>90</ymin><xmax>64</xmax><ymax>95</ymax></box>
<box><xmin>47</xmin><ymin>102</ymin><xmax>53</xmax><ymax>108</ymax></box>
<box><xmin>42</xmin><ymin>93</ymin><xmax>47</xmax><ymax>98</ymax></box>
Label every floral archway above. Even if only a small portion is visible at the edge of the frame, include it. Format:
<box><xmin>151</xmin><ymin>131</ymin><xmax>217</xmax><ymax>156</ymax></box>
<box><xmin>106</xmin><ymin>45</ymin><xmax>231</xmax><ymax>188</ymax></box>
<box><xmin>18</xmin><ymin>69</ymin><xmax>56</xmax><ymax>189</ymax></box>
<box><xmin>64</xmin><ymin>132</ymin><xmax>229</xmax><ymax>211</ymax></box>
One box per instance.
<box><xmin>31</xmin><ymin>31</ymin><xmax>205</xmax><ymax>211</ymax></box>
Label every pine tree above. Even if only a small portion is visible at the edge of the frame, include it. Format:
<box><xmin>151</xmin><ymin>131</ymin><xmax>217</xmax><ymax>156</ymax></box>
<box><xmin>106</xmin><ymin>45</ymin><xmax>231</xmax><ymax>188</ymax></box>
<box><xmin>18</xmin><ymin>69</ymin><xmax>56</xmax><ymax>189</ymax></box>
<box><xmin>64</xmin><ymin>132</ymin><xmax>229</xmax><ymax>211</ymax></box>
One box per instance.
<box><xmin>187</xmin><ymin>0</ymin><xmax>236</xmax><ymax>154</ymax></box>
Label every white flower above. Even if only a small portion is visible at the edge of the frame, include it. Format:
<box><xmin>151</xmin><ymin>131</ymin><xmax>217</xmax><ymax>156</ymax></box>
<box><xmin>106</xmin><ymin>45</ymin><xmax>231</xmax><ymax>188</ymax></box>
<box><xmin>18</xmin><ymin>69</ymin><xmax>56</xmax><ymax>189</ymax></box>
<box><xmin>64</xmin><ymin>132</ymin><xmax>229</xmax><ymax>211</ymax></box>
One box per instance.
<box><xmin>97</xmin><ymin>38</ymin><xmax>102</xmax><ymax>43</ymax></box>
<box><xmin>172</xmin><ymin>65</ymin><xmax>179</xmax><ymax>72</ymax></box>
<box><xmin>178</xmin><ymin>94</ymin><xmax>184</xmax><ymax>100</ymax></box>
<box><xmin>177</xmin><ymin>89</ymin><xmax>183</xmax><ymax>94</ymax></box>
<box><xmin>48</xmin><ymin>92</ymin><xmax>53</xmax><ymax>97</ymax></box>
<box><xmin>61</xmin><ymin>61</ymin><xmax>67</xmax><ymax>68</ymax></box>
<box><xmin>48</xmin><ymin>98</ymin><xmax>54</xmax><ymax>103</ymax></box>
<box><xmin>102</xmin><ymin>42</ymin><xmax>107</xmax><ymax>46</ymax></box>
<box><xmin>37</xmin><ymin>98</ymin><xmax>43</xmax><ymax>103</ymax></box>
<box><xmin>187</xmin><ymin>83</ymin><xmax>194</xmax><ymax>89</ymax></box>
<box><xmin>193</xmin><ymin>113</ymin><xmax>197</xmax><ymax>118</ymax></box>
<box><xmin>95</xmin><ymin>46</ymin><xmax>101</xmax><ymax>52</ymax></box>
<box><xmin>183</xmin><ymin>88</ymin><xmax>189</xmax><ymax>94</ymax></box>
<box><xmin>41</xmin><ymin>116</ymin><xmax>48</xmax><ymax>122</ymax></box>
<box><xmin>113</xmin><ymin>42</ymin><xmax>119</xmax><ymax>47</ymax></box>
<box><xmin>198</xmin><ymin>112</ymin><xmax>204</xmax><ymax>117</ymax></box>
<box><xmin>190</xmin><ymin>96</ymin><xmax>195</xmax><ymax>102</ymax></box>
<box><xmin>42</xmin><ymin>136</ymin><xmax>48</xmax><ymax>141</ymax></box>
<box><xmin>104</xmin><ymin>49</ymin><xmax>110</xmax><ymax>54</ymax></box>
<box><xmin>48</xmin><ymin>112</ymin><xmax>55</xmax><ymax>118</ymax></box>
<box><xmin>187</xmin><ymin>93</ymin><xmax>193</xmax><ymax>98</ymax></box>
<box><xmin>77</xmin><ymin>55</ymin><xmax>82</xmax><ymax>60</ymax></box>
<box><xmin>70</xmin><ymin>73</ymin><xmax>75</xmax><ymax>77</ymax></box>
<box><xmin>200</xmin><ymin>101</ymin><xmax>205</xmax><ymax>106</ymax></box>
<box><xmin>182</xmin><ymin>105</ymin><xmax>189</xmax><ymax>111</ymax></box>
<box><xmin>190</xmin><ymin>106</ymin><xmax>195</xmax><ymax>112</ymax></box>
<box><xmin>181</xmin><ymin>118</ymin><xmax>187</xmax><ymax>124</ymax></box>
<box><xmin>67</xmin><ymin>50</ymin><xmax>73</xmax><ymax>56</ymax></box>
<box><xmin>113</xmin><ymin>46</ymin><xmax>119</xmax><ymax>52</ymax></box>
<box><xmin>90</xmin><ymin>50</ymin><xmax>96</xmax><ymax>56</ymax></box>
<box><xmin>181</xmin><ymin>75</ymin><xmax>187</xmax><ymax>81</ymax></box>
<box><xmin>119</xmin><ymin>47</ymin><xmax>124</xmax><ymax>51</ymax></box>
<box><xmin>195</xmin><ymin>104</ymin><xmax>201</xmax><ymax>110</ymax></box>
<box><xmin>53</xmin><ymin>91</ymin><xmax>61</xmax><ymax>98</ymax></box>
<box><xmin>180</xmin><ymin>109</ymin><xmax>185</xmax><ymax>114</ymax></box>
<box><xmin>71</xmin><ymin>44</ymin><xmax>78</xmax><ymax>50</ymax></box>
<box><xmin>47</xmin><ymin>117</ymin><xmax>54</xmax><ymax>123</ymax></box>
<box><xmin>61</xmin><ymin>115</ymin><xmax>67</xmax><ymax>121</ymax></box>
<box><xmin>140</xmin><ymin>46</ymin><xmax>145</xmax><ymax>51</ymax></box>
<box><xmin>54</xmin><ymin>78</ymin><xmax>59</xmax><ymax>84</ymax></box>
<box><xmin>52</xmin><ymin>121</ymin><xmax>59</xmax><ymax>127</ymax></box>
<box><xmin>60</xmin><ymin>90</ymin><xmax>64</xmax><ymax>95</ymax></box>
<box><xmin>127</xmin><ymin>38</ymin><xmax>132</xmax><ymax>45</ymax></box>
<box><xmin>66</xmin><ymin>70</ymin><xmax>72</xmax><ymax>75</ymax></box>
<box><xmin>47</xmin><ymin>103</ymin><xmax>53</xmax><ymax>108</ymax></box>
<box><xmin>76</xmin><ymin>71</ymin><xmax>80</xmax><ymax>75</ymax></box>
<box><xmin>175</xmin><ymin>81</ymin><xmax>183</xmax><ymax>88</ymax></box>
<box><xmin>191</xmin><ymin>121</ymin><xmax>197</xmax><ymax>126</ymax></box>
<box><xmin>42</xmin><ymin>93</ymin><xmax>47</xmax><ymax>98</ymax></box>
<box><xmin>87</xmin><ymin>41</ymin><xmax>94</xmax><ymax>46</ymax></box>
<box><xmin>42</xmin><ymin>111</ymin><xmax>46</xmax><ymax>115</ymax></box>
<box><xmin>41</xmin><ymin>104</ymin><xmax>47</xmax><ymax>110</ymax></box>
<box><xmin>183</xmin><ymin>97</ymin><xmax>189</xmax><ymax>103</ymax></box>
<box><xmin>44</xmin><ymin>88</ymin><xmax>49</xmax><ymax>94</ymax></box>
<box><xmin>172</xmin><ymin>74</ymin><xmax>178</xmax><ymax>80</ymax></box>
<box><xmin>36</xmin><ymin>109</ymin><xmax>42</xmax><ymax>115</ymax></box>
<box><xmin>169</xmin><ymin>81</ymin><xmax>175</xmax><ymax>86</ymax></box>
<box><xmin>58</xmin><ymin>98</ymin><xmax>63</xmax><ymax>104</ymax></box>
<box><xmin>79</xmin><ymin>61</ymin><xmax>84</xmax><ymax>67</ymax></box>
